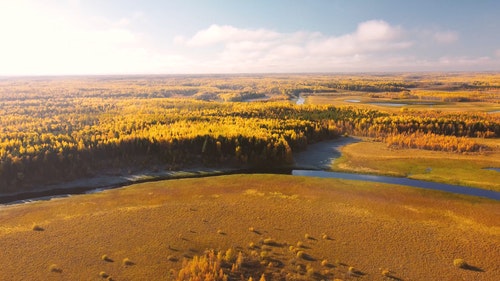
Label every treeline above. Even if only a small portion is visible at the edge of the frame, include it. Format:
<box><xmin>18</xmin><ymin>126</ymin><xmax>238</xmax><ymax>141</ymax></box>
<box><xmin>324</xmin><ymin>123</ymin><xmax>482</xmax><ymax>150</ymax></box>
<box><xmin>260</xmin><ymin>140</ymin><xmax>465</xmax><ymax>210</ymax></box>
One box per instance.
<box><xmin>384</xmin><ymin>132</ymin><xmax>487</xmax><ymax>153</ymax></box>
<box><xmin>0</xmin><ymin>100</ymin><xmax>344</xmax><ymax>192</ymax></box>
<box><xmin>0</xmin><ymin>75</ymin><xmax>499</xmax><ymax>192</ymax></box>
<box><xmin>1</xmin><ymin>95</ymin><xmax>498</xmax><ymax>192</ymax></box>
<box><xmin>2</xmin><ymin>73</ymin><xmax>498</xmax><ymax>104</ymax></box>
<box><xmin>343</xmin><ymin>111</ymin><xmax>499</xmax><ymax>138</ymax></box>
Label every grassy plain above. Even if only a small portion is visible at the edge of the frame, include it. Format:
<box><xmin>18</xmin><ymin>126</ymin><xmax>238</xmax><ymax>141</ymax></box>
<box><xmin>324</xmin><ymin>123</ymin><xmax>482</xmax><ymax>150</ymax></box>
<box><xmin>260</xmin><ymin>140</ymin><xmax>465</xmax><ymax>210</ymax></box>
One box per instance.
<box><xmin>333</xmin><ymin>139</ymin><xmax>500</xmax><ymax>191</ymax></box>
<box><xmin>0</xmin><ymin>174</ymin><xmax>498</xmax><ymax>281</ymax></box>
<box><xmin>306</xmin><ymin>93</ymin><xmax>500</xmax><ymax>113</ymax></box>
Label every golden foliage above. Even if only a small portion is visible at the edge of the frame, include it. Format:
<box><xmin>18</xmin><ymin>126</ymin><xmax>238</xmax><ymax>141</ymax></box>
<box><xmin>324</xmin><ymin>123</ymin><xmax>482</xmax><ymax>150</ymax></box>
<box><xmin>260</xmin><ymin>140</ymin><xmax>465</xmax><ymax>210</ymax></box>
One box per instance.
<box><xmin>385</xmin><ymin>131</ymin><xmax>488</xmax><ymax>153</ymax></box>
<box><xmin>0</xmin><ymin>75</ymin><xmax>497</xmax><ymax>192</ymax></box>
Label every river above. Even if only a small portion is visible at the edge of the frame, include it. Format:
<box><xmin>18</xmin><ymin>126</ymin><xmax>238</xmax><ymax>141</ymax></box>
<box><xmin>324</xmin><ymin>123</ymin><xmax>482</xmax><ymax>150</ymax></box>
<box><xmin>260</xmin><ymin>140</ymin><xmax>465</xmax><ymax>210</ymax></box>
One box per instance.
<box><xmin>1</xmin><ymin>137</ymin><xmax>499</xmax><ymax>205</ymax></box>
<box><xmin>292</xmin><ymin>170</ymin><xmax>500</xmax><ymax>200</ymax></box>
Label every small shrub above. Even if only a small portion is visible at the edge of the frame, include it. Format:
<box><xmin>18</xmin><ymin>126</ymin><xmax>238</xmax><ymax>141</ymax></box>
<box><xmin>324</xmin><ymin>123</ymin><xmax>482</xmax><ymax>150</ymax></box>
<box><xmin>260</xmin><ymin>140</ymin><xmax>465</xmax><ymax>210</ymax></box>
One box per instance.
<box><xmin>176</xmin><ymin>249</ymin><xmax>243</xmax><ymax>281</ymax></box>
<box><xmin>453</xmin><ymin>258</ymin><xmax>467</xmax><ymax>269</ymax></box>
<box><xmin>260</xmin><ymin>251</ymin><xmax>270</xmax><ymax>260</ymax></box>
<box><xmin>49</xmin><ymin>264</ymin><xmax>62</xmax><ymax>273</ymax></box>
<box><xmin>32</xmin><ymin>224</ymin><xmax>44</xmax><ymax>231</ymax></box>
<box><xmin>122</xmin><ymin>258</ymin><xmax>134</xmax><ymax>266</ymax></box>
<box><xmin>381</xmin><ymin>269</ymin><xmax>390</xmax><ymax>276</ymax></box>
<box><xmin>99</xmin><ymin>271</ymin><xmax>109</xmax><ymax>278</ymax></box>
<box><xmin>101</xmin><ymin>254</ymin><xmax>113</xmax><ymax>262</ymax></box>
<box><xmin>306</xmin><ymin>264</ymin><xmax>316</xmax><ymax>277</ymax></box>
<box><xmin>261</xmin><ymin>245</ymin><xmax>272</xmax><ymax>251</ymax></box>
<box><xmin>224</xmin><ymin>248</ymin><xmax>234</xmax><ymax>263</ymax></box>
<box><xmin>236</xmin><ymin>252</ymin><xmax>244</xmax><ymax>267</ymax></box>
<box><xmin>321</xmin><ymin>259</ymin><xmax>329</xmax><ymax>267</ymax></box>
<box><xmin>296</xmin><ymin>251</ymin><xmax>305</xmax><ymax>259</ymax></box>
<box><xmin>306</xmin><ymin>267</ymin><xmax>315</xmax><ymax>277</ymax></box>
<box><xmin>263</xmin><ymin>238</ymin><xmax>276</xmax><ymax>245</ymax></box>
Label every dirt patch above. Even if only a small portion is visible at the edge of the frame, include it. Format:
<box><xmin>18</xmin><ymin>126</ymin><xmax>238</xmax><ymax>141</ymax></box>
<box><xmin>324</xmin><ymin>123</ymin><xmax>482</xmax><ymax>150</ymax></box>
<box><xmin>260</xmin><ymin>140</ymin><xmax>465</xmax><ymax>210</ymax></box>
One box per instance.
<box><xmin>0</xmin><ymin>174</ymin><xmax>498</xmax><ymax>280</ymax></box>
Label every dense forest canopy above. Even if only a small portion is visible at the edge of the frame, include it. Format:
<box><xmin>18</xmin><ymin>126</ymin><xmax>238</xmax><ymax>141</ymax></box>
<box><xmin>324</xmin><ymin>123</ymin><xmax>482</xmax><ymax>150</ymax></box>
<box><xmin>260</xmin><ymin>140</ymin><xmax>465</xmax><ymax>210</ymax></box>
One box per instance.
<box><xmin>0</xmin><ymin>74</ymin><xmax>498</xmax><ymax>192</ymax></box>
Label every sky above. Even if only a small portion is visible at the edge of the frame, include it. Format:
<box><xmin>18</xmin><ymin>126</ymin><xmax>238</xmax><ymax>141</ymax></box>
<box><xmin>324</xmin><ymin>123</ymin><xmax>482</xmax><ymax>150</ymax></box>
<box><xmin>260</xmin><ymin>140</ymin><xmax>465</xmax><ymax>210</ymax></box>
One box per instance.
<box><xmin>0</xmin><ymin>0</ymin><xmax>499</xmax><ymax>75</ymax></box>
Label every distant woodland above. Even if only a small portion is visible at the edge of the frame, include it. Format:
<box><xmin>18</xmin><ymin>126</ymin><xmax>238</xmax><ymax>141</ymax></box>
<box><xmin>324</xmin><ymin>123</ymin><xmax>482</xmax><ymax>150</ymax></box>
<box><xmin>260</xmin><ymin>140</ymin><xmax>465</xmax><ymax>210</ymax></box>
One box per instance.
<box><xmin>0</xmin><ymin>74</ymin><xmax>498</xmax><ymax>192</ymax></box>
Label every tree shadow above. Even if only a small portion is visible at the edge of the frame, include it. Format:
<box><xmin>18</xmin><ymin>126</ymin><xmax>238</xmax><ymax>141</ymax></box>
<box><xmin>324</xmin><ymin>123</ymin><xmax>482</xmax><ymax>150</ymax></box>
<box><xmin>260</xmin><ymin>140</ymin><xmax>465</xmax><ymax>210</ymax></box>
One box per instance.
<box><xmin>349</xmin><ymin>269</ymin><xmax>366</xmax><ymax>277</ymax></box>
<box><xmin>168</xmin><ymin>245</ymin><xmax>179</xmax><ymax>252</ymax></box>
<box><xmin>385</xmin><ymin>275</ymin><xmax>403</xmax><ymax>281</ymax></box>
<box><xmin>462</xmin><ymin>264</ymin><xmax>484</xmax><ymax>272</ymax></box>
<box><xmin>299</xmin><ymin>253</ymin><xmax>316</xmax><ymax>262</ymax></box>
<box><xmin>382</xmin><ymin>270</ymin><xmax>404</xmax><ymax>281</ymax></box>
<box><xmin>32</xmin><ymin>225</ymin><xmax>44</xmax><ymax>231</ymax></box>
<box><xmin>262</xmin><ymin>241</ymin><xmax>284</xmax><ymax>247</ymax></box>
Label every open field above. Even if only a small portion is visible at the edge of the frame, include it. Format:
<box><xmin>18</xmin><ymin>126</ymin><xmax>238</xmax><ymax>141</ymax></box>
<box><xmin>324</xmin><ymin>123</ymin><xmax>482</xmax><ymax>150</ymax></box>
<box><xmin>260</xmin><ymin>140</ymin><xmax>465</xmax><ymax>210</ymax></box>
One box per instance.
<box><xmin>305</xmin><ymin>94</ymin><xmax>500</xmax><ymax>113</ymax></box>
<box><xmin>0</xmin><ymin>174</ymin><xmax>498</xmax><ymax>280</ymax></box>
<box><xmin>333</xmin><ymin>139</ymin><xmax>500</xmax><ymax>191</ymax></box>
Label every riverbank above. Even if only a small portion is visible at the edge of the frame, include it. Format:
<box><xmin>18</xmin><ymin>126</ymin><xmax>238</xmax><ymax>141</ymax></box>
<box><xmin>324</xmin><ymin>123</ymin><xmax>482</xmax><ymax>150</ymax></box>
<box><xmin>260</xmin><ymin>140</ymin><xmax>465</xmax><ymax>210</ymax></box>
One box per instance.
<box><xmin>334</xmin><ymin>139</ymin><xmax>500</xmax><ymax>192</ymax></box>
<box><xmin>293</xmin><ymin>170</ymin><xmax>500</xmax><ymax>200</ymax></box>
<box><xmin>0</xmin><ymin>136</ymin><xmax>357</xmax><ymax>205</ymax></box>
<box><xmin>0</xmin><ymin>167</ymin><xmax>243</xmax><ymax>204</ymax></box>
<box><xmin>2</xmin><ymin>136</ymin><xmax>499</xmax><ymax>204</ymax></box>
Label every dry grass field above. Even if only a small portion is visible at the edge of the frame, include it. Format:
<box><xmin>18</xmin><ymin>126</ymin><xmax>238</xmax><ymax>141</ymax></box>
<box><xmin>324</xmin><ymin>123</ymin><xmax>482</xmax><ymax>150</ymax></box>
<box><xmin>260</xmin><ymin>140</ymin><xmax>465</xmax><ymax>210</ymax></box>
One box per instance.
<box><xmin>305</xmin><ymin>93</ymin><xmax>500</xmax><ymax>113</ymax></box>
<box><xmin>0</xmin><ymin>174</ymin><xmax>498</xmax><ymax>280</ymax></box>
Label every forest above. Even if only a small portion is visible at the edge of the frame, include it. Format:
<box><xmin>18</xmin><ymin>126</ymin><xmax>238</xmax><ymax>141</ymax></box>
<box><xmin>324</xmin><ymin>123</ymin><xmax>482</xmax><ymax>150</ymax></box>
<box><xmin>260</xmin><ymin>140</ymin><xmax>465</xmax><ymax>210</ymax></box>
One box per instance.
<box><xmin>0</xmin><ymin>74</ymin><xmax>498</xmax><ymax>192</ymax></box>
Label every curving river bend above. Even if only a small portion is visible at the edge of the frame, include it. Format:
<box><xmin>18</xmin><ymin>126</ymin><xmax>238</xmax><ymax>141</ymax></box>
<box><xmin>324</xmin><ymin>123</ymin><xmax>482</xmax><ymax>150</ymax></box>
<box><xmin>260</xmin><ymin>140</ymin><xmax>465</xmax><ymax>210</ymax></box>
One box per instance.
<box><xmin>1</xmin><ymin>137</ymin><xmax>499</xmax><ymax>205</ymax></box>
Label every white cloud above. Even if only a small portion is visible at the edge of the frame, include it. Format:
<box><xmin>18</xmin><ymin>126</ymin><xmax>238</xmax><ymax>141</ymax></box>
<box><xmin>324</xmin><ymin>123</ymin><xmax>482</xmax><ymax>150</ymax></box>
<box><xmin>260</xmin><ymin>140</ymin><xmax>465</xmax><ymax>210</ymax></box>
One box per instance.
<box><xmin>356</xmin><ymin>20</ymin><xmax>402</xmax><ymax>41</ymax></box>
<box><xmin>175</xmin><ymin>20</ymin><xmax>413</xmax><ymax>72</ymax></box>
<box><xmin>306</xmin><ymin>20</ymin><xmax>411</xmax><ymax>56</ymax></box>
<box><xmin>179</xmin><ymin>24</ymin><xmax>280</xmax><ymax>47</ymax></box>
<box><xmin>0</xmin><ymin>2</ymin><xmax>496</xmax><ymax>75</ymax></box>
<box><xmin>171</xmin><ymin>22</ymin><xmax>500</xmax><ymax>73</ymax></box>
<box><xmin>433</xmin><ymin>31</ymin><xmax>459</xmax><ymax>44</ymax></box>
<box><xmin>438</xmin><ymin>56</ymin><xmax>492</xmax><ymax>66</ymax></box>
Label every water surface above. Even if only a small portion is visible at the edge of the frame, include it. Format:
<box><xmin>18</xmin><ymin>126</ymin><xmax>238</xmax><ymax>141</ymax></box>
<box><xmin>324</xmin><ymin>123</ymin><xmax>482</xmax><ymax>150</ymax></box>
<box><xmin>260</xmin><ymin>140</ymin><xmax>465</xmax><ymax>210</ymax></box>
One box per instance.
<box><xmin>369</xmin><ymin>102</ymin><xmax>407</xmax><ymax>107</ymax></box>
<box><xmin>292</xmin><ymin>170</ymin><xmax>500</xmax><ymax>200</ymax></box>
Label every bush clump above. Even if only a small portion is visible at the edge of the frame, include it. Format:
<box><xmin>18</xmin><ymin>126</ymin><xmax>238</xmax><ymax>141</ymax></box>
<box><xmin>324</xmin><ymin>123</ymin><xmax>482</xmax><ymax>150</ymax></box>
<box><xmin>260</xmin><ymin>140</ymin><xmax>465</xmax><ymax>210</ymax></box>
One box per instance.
<box><xmin>453</xmin><ymin>258</ymin><xmax>468</xmax><ymax>269</ymax></box>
